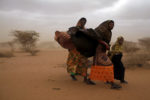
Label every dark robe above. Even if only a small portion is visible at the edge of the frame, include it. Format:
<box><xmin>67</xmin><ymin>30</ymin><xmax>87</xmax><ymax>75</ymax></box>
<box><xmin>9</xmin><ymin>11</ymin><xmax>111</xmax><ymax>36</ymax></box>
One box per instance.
<box><xmin>111</xmin><ymin>53</ymin><xmax>125</xmax><ymax>81</ymax></box>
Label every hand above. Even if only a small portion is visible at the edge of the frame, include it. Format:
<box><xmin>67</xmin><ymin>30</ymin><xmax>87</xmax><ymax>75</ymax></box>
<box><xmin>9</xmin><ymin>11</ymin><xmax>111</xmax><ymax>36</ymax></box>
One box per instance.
<box><xmin>98</xmin><ymin>40</ymin><xmax>110</xmax><ymax>50</ymax></box>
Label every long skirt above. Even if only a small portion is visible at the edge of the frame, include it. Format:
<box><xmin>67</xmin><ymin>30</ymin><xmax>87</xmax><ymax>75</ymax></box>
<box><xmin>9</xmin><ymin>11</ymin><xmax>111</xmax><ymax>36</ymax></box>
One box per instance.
<box><xmin>89</xmin><ymin>44</ymin><xmax>114</xmax><ymax>82</ymax></box>
<box><xmin>67</xmin><ymin>49</ymin><xmax>88</xmax><ymax>76</ymax></box>
<box><xmin>89</xmin><ymin>65</ymin><xmax>114</xmax><ymax>82</ymax></box>
<box><xmin>112</xmin><ymin>53</ymin><xmax>125</xmax><ymax>81</ymax></box>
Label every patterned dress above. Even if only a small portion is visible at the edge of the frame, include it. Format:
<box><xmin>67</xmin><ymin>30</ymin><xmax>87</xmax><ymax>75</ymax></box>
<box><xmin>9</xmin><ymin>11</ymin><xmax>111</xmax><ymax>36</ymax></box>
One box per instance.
<box><xmin>67</xmin><ymin>49</ymin><xmax>88</xmax><ymax>76</ymax></box>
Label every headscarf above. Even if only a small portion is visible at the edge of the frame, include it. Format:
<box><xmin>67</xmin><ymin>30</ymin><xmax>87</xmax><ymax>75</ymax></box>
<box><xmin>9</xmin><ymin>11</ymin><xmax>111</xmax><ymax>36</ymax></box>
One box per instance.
<box><xmin>108</xmin><ymin>36</ymin><xmax>124</xmax><ymax>59</ymax></box>
<box><xmin>76</xmin><ymin>17</ymin><xmax>87</xmax><ymax>29</ymax></box>
<box><xmin>111</xmin><ymin>36</ymin><xmax>124</xmax><ymax>54</ymax></box>
<box><xmin>95</xmin><ymin>20</ymin><xmax>114</xmax><ymax>44</ymax></box>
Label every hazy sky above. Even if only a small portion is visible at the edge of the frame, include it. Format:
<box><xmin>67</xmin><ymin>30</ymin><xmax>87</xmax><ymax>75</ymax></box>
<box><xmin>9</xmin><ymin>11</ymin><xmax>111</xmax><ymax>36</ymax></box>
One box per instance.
<box><xmin>0</xmin><ymin>0</ymin><xmax>150</xmax><ymax>42</ymax></box>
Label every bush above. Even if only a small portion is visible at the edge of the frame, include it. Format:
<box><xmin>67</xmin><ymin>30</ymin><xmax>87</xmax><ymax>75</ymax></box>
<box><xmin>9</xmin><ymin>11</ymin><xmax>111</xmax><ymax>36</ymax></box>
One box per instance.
<box><xmin>123</xmin><ymin>41</ymin><xmax>139</xmax><ymax>53</ymax></box>
<box><xmin>124</xmin><ymin>54</ymin><xmax>148</xmax><ymax>67</ymax></box>
<box><xmin>0</xmin><ymin>51</ymin><xmax>14</xmax><ymax>58</ymax></box>
<box><xmin>12</xmin><ymin>30</ymin><xmax>39</xmax><ymax>55</ymax></box>
<box><xmin>122</xmin><ymin>39</ymin><xmax>150</xmax><ymax>68</ymax></box>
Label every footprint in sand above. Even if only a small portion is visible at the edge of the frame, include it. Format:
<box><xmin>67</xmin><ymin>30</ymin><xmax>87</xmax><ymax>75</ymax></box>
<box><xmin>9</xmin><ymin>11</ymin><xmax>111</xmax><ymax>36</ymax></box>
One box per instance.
<box><xmin>48</xmin><ymin>79</ymin><xmax>56</xmax><ymax>82</ymax></box>
<box><xmin>52</xmin><ymin>88</ymin><xmax>61</xmax><ymax>90</ymax></box>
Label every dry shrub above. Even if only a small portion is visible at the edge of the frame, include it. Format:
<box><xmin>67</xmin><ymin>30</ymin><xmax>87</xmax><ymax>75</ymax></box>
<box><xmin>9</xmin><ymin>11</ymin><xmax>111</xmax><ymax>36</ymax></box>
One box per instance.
<box><xmin>123</xmin><ymin>41</ymin><xmax>139</xmax><ymax>53</ymax></box>
<box><xmin>123</xmin><ymin>38</ymin><xmax>150</xmax><ymax>69</ymax></box>
<box><xmin>0</xmin><ymin>42</ymin><xmax>15</xmax><ymax>58</ymax></box>
<box><xmin>123</xmin><ymin>53</ymin><xmax>150</xmax><ymax>68</ymax></box>
<box><xmin>0</xmin><ymin>51</ymin><xmax>14</xmax><ymax>58</ymax></box>
<box><xmin>12</xmin><ymin>30</ymin><xmax>40</xmax><ymax>56</ymax></box>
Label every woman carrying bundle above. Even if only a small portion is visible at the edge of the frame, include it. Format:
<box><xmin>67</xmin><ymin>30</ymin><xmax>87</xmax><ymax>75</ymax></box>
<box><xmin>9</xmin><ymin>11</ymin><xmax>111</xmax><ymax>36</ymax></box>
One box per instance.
<box><xmin>55</xmin><ymin>17</ymin><xmax>95</xmax><ymax>84</ymax></box>
<box><xmin>87</xmin><ymin>20</ymin><xmax>122</xmax><ymax>89</ymax></box>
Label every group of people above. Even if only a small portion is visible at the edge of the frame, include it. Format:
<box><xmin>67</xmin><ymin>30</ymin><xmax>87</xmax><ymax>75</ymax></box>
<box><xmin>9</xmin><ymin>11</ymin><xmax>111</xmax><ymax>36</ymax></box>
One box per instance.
<box><xmin>55</xmin><ymin>17</ymin><xmax>128</xmax><ymax>89</ymax></box>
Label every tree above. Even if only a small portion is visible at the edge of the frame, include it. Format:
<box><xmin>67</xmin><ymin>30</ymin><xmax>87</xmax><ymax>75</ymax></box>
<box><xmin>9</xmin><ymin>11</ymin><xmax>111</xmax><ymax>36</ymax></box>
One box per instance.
<box><xmin>12</xmin><ymin>30</ymin><xmax>39</xmax><ymax>55</ymax></box>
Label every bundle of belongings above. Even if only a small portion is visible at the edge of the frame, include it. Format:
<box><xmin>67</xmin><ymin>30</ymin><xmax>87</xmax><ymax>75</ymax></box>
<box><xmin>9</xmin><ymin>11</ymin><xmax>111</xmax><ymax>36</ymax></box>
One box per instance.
<box><xmin>55</xmin><ymin>27</ymin><xmax>109</xmax><ymax>57</ymax></box>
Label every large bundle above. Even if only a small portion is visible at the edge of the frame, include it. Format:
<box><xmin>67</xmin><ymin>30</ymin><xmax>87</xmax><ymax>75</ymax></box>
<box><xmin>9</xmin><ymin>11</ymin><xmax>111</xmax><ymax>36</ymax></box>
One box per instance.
<box><xmin>55</xmin><ymin>25</ymin><xmax>110</xmax><ymax>57</ymax></box>
<box><xmin>68</xmin><ymin>27</ymin><xmax>99</xmax><ymax>57</ymax></box>
<box><xmin>55</xmin><ymin>31</ymin><xmax>75</xmax><ymax>50</ymax></box>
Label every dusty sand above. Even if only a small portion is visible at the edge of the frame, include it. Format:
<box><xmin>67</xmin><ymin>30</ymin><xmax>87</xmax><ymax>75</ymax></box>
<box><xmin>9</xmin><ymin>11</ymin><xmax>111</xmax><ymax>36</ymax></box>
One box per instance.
<box><xmin>0</xmin><ymin>50</ymin><xmax>150</xmax><ymax>100</ymax></box>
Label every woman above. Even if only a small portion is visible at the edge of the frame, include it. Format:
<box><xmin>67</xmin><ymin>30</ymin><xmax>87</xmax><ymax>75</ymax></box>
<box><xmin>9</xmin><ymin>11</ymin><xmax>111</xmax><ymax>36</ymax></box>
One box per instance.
<box><xmin>66</xmin><ymin>17</ymin><xmax>94</xmax><ymax>84</ymax></box>
<box><xmin>110</xmin><ymin>36</ymin><xmax>128</xmax><ymax>84</ymax></box>
<box><xmin>88</xmin><ymin>20</ymin><xmax>122</xmax><ymax>89</ymax></box>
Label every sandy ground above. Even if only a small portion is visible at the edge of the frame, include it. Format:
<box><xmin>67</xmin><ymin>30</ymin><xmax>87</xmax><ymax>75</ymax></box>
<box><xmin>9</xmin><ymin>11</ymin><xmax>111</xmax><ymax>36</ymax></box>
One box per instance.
<box><xmin>0</xmin><ymin>50</ymin><xmax>150</xmax><ymax>100</ymax></box>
